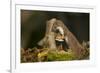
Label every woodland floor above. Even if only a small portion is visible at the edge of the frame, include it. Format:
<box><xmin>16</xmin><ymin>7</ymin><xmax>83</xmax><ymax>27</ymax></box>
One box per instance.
<box><xmin>21</xmin><ymin>47</ymin><xmax>89</xmax><ymax>63</ymax></box>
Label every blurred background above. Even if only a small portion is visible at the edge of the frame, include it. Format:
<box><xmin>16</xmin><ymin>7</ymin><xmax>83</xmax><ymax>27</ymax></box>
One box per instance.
<box><xmin>21</xmin><ymin>10</ymin><xmax>89</xmax><ymax>49</ymax></box>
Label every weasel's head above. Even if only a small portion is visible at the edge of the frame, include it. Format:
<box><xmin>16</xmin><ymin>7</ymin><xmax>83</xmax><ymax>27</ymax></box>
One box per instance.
<box><xmin>56</xmin><ymin>27</ymin><xmax>64</xmax><ymax>35</ymax></box>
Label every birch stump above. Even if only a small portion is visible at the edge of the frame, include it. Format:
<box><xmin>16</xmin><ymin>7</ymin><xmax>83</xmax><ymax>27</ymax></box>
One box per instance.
<box><xmin>38</xmin><ymin>18</ymin><xmax>86</xmax><ymax>59</ymax></box>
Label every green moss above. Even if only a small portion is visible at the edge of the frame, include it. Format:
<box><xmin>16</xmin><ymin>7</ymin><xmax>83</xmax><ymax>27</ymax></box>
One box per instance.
<box><xmin>47</xmin><ymin>50</ymin><xmax>76</xmax><ymax>61</ymax></box>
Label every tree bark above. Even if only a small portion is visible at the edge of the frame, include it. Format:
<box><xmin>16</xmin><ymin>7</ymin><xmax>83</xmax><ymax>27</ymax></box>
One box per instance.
<box><xmin>38</xmin><ymin>18</ymin><xmax>57</xmax><ymax>49</ymax></box>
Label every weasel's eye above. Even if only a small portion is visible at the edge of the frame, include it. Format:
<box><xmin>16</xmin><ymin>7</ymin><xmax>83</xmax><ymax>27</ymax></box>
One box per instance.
<box><xmin>55</xmin><ymin>29</ymin><xmax>59</xmax><ymax>33</ymax></box>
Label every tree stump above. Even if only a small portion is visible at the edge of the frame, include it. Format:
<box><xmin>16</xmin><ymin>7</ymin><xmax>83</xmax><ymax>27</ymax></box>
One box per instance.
<box><xmin>38</xmin><ymin>18</ymin><xmax>86</xmax><ymax>59</ymax></box>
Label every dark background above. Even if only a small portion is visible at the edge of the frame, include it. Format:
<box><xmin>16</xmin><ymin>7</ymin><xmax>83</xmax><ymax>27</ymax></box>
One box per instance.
<box><xmin>21</xmin><ymin>10</ymin><xmax>89</xmax><ymax>49</ymax></box>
